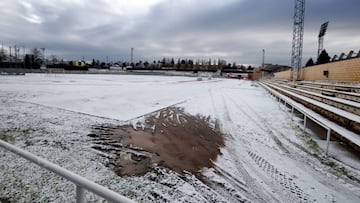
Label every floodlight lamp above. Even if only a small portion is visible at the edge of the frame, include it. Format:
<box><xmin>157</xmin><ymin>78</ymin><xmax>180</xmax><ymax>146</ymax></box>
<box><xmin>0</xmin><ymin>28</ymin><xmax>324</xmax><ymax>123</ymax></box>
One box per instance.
<box><xmin>318</xmin><ymin>22</ymin><xmax>329</xmax><ymax>37</ymax></box>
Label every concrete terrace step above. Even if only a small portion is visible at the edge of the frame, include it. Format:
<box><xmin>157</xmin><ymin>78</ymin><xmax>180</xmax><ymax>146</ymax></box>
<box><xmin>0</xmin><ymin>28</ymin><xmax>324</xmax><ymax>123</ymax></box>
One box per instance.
<box><xmin>268</xmin><ymin>82</ymin><xmax>360</xmax><ymax>116</ymax></box>
<box><xmin>280</xmin><ymin>82</ymin><xmax>360</xmax><ymax>103</ymax></box>
<box><xmin>299</xmin><ymin>81</ymin><xmax>360</xmax><ymax>94</ymax></box>
<box><xmin>264</xmin><ymin>82</ymin><xmax>360</xmax><ymax>123</ymax></box>
<box><xmin>260</xmin><ymin>83</ymin><xmax>360</xmax><ymax>151</ymax></box>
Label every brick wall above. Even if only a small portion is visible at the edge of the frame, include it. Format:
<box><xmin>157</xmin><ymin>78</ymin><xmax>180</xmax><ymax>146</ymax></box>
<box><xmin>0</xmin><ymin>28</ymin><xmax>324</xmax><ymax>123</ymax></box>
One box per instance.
<box><xmin>274</xmin><ymin>57</ymin><xmax>360</xmax><ymax>82</ymax></box>
<box><xmin>273</xmin><ymin>70</ymin><xmax>291</xmax><ymax>80</ymax></box>
<box><xmin>253</xmin><ymin>68</ymin><xmax>264</xmax><ymax>80</ymax></box>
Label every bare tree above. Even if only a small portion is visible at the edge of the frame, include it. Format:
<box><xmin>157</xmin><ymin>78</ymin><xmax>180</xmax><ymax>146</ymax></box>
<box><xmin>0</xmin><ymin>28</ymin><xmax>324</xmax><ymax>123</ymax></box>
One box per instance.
<box><xmin>50</xmin><ymin>54</ymin><xmax>59</xmax><ymax>64</ymax></box>
<box><xmin>0</xmin><ymin>49</ymin><xmax>8</xmax><ymax>62</ymax></box>
<box><xmin>30</xmin><ymin>48</ymin><xmax>43</xmax><ymax>64</ymax></box>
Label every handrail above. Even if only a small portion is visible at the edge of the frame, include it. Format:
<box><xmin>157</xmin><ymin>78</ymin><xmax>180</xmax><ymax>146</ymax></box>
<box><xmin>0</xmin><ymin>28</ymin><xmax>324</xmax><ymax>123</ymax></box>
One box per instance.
<box><xmin>258</xmin><ymin>82</ymin><xmax>333</xmax><ymax>154</ymax></box>
<box><xmin>0</xmin><ymin>139</ymin><xmax>136</xmax><ymax>203</ymax></box>
<box><xmin>259</xmin><ymin>82</ymin><xmax>360</xmax><ymax>154</ymax></box>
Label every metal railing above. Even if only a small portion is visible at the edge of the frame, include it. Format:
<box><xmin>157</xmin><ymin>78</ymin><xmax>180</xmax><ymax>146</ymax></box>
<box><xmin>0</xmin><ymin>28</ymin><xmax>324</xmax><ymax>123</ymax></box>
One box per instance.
<box><xmin>259</xmin><ymin>82</ymin><xmax>333</xmax><ymax>154</ymax></box>
<box><xmin>0</xmin><ymin>139</ymin><xmax>136</xmax><ymax>203</ymax></box>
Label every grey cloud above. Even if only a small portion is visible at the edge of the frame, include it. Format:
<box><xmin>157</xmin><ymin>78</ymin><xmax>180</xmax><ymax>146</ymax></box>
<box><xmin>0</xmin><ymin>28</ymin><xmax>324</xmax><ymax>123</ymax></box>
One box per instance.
<box><xmin>1</xmin><ymin>0</ymin><xmax>359</xmax><ymax>66</ymax></box>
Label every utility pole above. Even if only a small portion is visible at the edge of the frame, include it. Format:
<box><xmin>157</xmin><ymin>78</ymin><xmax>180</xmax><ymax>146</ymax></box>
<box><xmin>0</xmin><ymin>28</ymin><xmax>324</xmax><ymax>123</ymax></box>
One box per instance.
<box><xmin>14</xmin><ymin>45</ymin><xmax>18</xmax><ymax>68</ymax></box>
<box><xmin>130</xmin><ymin>48</ymin><xmax>134</xmax><ymax>66</ymax></box>
<box><xmin>41</xmin><ymin>48</ymin><xmax>45</xmax><ymax>65</ymax></box>
<box><xmin>262</xmin><ymin>49</ymin><xmax>265</xmax><ymax>68</ymax></box>
<box><xmin>9</xmin><ymin>46</ymin><xmax>12</xmax><ymax>68</ymax></box>
<box><xmin>1</xmin><ymin>43</ymin><xmax>3</xmax><ymax>68</ymax></box>
<box><xmin>14</xmin><ymin>45</ymin><xmax>22</xmax><ymax>69</ymax></box>
<box><xmin>290</xmin><ymin>0</ymin><xmax>306</xmax><ymax>81</ymax></box>
<box><xmin>22</xmin><ymin>46</ymin><xmax>25</xmax><ymax>68</ymax></box>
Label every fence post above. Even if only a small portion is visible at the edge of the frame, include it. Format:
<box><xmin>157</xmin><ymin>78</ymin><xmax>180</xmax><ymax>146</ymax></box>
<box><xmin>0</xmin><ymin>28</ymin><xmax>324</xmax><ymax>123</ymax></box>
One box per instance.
<box><xmin>303</xmin><ymin>115</ymin><xmax>307</xmax><ymax>132</ymax></box>
<box><xmin>76</xmin><ymin>185</ymin><xmax>85</xmax><ymax>203</ymax></box>
<box><xmin>325</xmin><ymin>129</ymin><xmax>331</xmax><ymax>155</ymax></box>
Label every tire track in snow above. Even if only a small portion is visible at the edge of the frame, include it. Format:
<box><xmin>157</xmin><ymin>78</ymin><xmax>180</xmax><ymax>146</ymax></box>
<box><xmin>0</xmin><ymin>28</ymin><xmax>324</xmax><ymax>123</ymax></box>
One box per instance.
<box><xmin>210</xmin><ymin>162</ymin><xmax>255</xmax><ymax>202</ymax></box>
<box><xmin>222</xmin><ymin>91</ymin><xmax>280</xmax><ymax>150</ymax></box>
<box><xmin>209</xmin><ymin>87</ymin><xmax>256</xmax><ymax>202</ymax></box>
<box><xmin>248</xmin><ymin>151</ymin><xmax>315</xmax><ymax>202</ymax></box>
<box><xmin>225</xmin><ymin>85</ymin><xmax>360</xmax><ymax>203</ymax></box>
<box><xmin>222</xmin><ymin>88</ymin><xmax>345</xmax><ymax>203</ymax></box>
<box><xmin>209</xmin><ymin>88</ymin><xmax>233</xmax><ymax>139</ymax></box>
<box><xmin>223</xmin><ymin>87</ymin><xmax>319</xmax><ymax>158</ymax></box>
<box><xmin>220</xmin><ymin>88</ymin><xmax>316</xmax><ymax>202</ymax></box>
<box><xmin>208</xmin><ymin>87</ymin><xmax>277</xmax><ymax>202</ymax></box>
<box><xmin>223</xmin><ymin>88</ymin><xmax>308</xmax><ymax>154</ymax></box>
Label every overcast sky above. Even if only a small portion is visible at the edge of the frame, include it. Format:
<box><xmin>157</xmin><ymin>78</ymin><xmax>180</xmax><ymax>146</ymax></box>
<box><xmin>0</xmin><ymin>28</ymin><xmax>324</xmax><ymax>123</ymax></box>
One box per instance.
<box><xmin>1</xmin><ymin>0</ymin><xmax>359</xmax><ymax>66</ymax></box>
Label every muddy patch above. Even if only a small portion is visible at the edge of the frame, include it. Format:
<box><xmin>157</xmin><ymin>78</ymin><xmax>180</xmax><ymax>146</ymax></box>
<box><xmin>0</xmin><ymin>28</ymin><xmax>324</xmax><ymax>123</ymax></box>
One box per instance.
<box><xmin>89</xmin><ymin>107</ymin><xmax>224</xmax><ymax>177</ymax></box>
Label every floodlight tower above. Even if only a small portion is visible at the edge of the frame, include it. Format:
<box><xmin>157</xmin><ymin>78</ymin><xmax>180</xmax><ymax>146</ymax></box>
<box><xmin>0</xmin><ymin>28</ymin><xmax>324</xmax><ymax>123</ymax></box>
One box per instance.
<box><xmin>290</xmin><ymin>0</ymin><xmax>305</xmax><ymax>81</ymax></box>
<box><xmin>317</xmin><ymin>21</ymin><xmax>329</xmax><ymax>58</ymax></box>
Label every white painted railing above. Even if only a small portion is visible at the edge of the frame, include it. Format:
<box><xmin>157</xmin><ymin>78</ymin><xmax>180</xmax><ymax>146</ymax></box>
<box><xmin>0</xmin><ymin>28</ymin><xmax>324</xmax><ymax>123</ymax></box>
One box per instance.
<box><xmin>259</xmin><ymin>82</ymin><xmax>333</xmax><ymax>154</ymax></box>
<box><xmin>0</xmin><ymin>139</ymin><xmax>136</xmax><ymax>203</ymax></box>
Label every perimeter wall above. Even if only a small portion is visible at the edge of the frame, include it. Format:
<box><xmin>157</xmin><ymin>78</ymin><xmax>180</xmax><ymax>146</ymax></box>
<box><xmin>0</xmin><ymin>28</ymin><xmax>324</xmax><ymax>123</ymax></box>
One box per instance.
<box><xmin>274</xmin><ymin>57</ymin><xmax>360</xmax><ymax>82</ymax></box>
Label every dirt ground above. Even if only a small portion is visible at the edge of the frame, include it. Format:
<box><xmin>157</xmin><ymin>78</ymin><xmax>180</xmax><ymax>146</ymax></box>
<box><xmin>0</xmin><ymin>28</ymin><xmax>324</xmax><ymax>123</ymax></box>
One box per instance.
<box><xmin>89</xmin><ymin>107</ymin><xmax>224</xmax><ymax>177</ymax></box>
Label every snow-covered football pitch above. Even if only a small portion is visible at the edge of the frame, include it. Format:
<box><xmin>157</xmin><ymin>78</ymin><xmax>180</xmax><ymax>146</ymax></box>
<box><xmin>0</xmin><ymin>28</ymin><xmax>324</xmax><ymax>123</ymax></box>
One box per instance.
<box><xmin>0</xmin><ymin>73</ymin><xmax>359</xmax><ymax>202</ymax></box>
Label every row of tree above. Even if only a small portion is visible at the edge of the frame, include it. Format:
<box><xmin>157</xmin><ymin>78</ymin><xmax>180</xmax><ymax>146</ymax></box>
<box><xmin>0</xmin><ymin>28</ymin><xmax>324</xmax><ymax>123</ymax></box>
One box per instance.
<box><xmin>1</xmin><ymin>47</ymin><xmax>251</xmax><ymax>70</ymax></box>
<box><xmin>0</xmin><ymin>48</ymin><xmax>44</xmax><ymax>63</ymax></box>
<box><xmin>88</xmin><ymin>57</ymin><xmax>247</xmax><ymax>70</ymax></box>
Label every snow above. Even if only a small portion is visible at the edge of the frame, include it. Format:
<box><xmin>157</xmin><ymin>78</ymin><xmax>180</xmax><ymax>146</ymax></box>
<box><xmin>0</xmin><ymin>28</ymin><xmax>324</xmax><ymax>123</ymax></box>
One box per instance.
<box><xmin>1</xmin><ymin>73</ymin><xmax>360</xmax><ymax>202</ymax></box>
<box><xmin>0</xmin><ymin>74</ymin><xmax>224</xmax><ymax>121</ymax></box>
<box><xmin>262</xmin><ymin>82</ymin><xmax>360</xmax><ymax>149</ymax></box>
<box><xmin>301</xmin><ymin>81</ymin><xmax>360</xmax><ymax>88</ymax></box>
<box><xmin>276</xmin><ymin>82</ymin><xmax>360</xmax><ymax>108</ymax></box>
<box><xmin>266</xmin><ymin>82</ymin><xmax>360</xmax><ymax>122</ymax></box>
<box><xmin>298</xmin><ymin>83</ymin><xmax>360</xmax><ymax>97</ymax></box>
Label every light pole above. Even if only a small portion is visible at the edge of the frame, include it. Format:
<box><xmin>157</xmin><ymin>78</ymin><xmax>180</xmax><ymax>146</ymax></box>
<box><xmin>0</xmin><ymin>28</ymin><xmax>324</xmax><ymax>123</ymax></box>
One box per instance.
<box><xmin>317</xmin><ymin>21</ymin><xmax>329</xmax><ymax>59</ymax></box>
<box><xmin>14</xmin><ymin>45</ymin><xmax>18</xmax><ymax>68</ymax></box>
<box><xmin>262</xmin><ymin>49</ymin><xmax>265</xmax><ymax>68</ymax></box>
<box><xmin>14</xmin><ymin>45</ymin><xmax>22</xmax><ymax>69</ymax></box>
<box><xmin>22</xmin><ymin>46</ymin><xmax>25</xmax><ymax>68</ymax></box>
<box><xmin>9</xmin><ymin>46</ymin><xmax>13</xmax><ymax>68</ymax></box>
<box><xmin>41</xmin><ymin>48</ymin><xmax>45</xmax><ymax>65</ymax></box>
<box><xmin>131</xmin><ymin>48</ymin><xmax>134</xmax><ymax>66</ymax></box>
<box><xmin>1</xmin><ymin>43</ymin><xmax>3</xmax><ymax>68</ymax></box>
